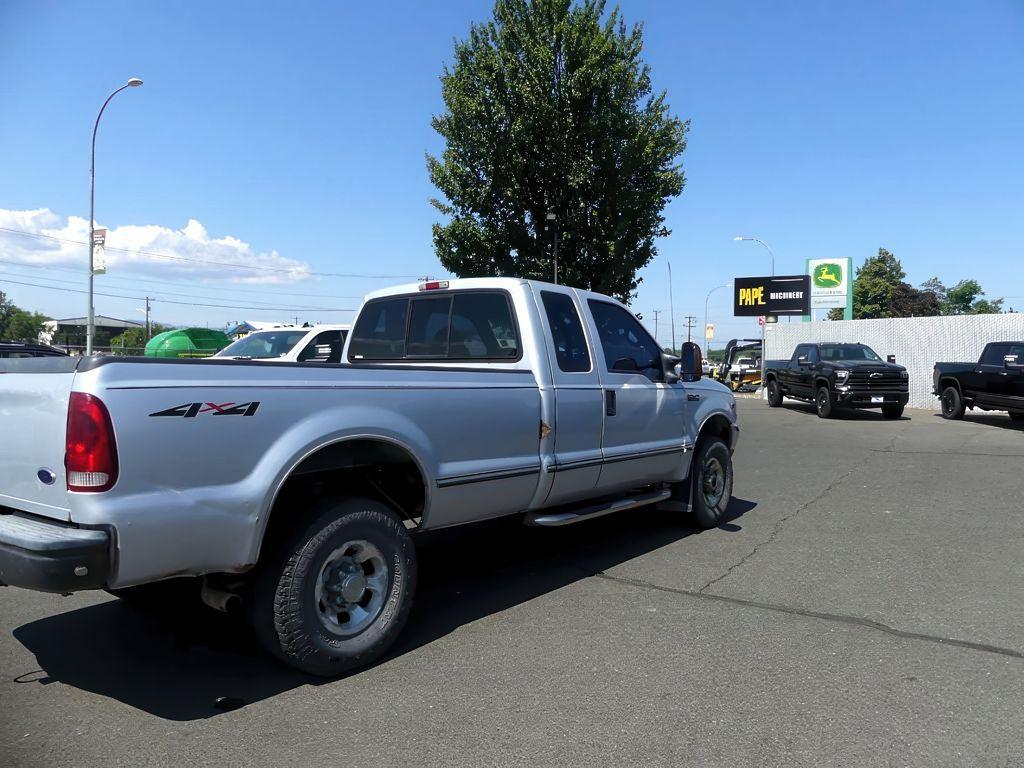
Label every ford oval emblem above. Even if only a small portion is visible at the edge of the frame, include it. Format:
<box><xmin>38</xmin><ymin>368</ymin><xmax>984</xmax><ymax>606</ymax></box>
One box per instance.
<box><xmin>37</xmin><ymin>468</ymin><xmax>56</xmax><ymax>485</ymax></box>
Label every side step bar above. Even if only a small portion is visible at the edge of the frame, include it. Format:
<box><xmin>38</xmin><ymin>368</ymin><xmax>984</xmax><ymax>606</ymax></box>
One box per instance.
<box><xmin>525</xmin><ymin>487</ymin><xmax>671</xmax><ymax>527</ymax></box>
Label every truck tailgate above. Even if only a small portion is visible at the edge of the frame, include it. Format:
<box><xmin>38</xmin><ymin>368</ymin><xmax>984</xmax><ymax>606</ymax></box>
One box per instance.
<box><xmin>0</xmin><ymin>357</ymin><xmax>78</xmax><ymax>521</ymax></box>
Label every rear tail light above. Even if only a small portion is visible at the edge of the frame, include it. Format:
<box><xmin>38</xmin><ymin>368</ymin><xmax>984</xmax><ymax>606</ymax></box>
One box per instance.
<box><xmin>65</xmin><ymin>392</ymin><xmax>118</xmax><ymax>492</ymax></box>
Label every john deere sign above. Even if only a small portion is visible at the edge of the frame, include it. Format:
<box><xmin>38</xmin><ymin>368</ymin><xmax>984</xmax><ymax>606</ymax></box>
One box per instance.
<box><xmin>807</xmin><ymin>257</ymin><xmax>852</xmax><ymax>311</ymax></box>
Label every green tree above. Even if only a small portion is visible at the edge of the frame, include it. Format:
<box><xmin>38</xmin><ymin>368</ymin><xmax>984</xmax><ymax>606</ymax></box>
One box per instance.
<box><xmin>428</xmin><ymin>0</ymin><xmax>689</xmax><ymax>303</ymax></box>
<box><xmin>918</xmin><ymin>278</ymin><xmax>1003</xmax><ymax>315</ymax></box>
<box><xmin>848</xmin><ymin>248</ymin><xmax>905</xmax><ymax>319</ymax></box>
<box><xmin>109</xmin><ymin>324</ymin><xmax>171</xmax><ymax>353</ymax></box>
<box><xmin>889</xmin><ymin>282</ymin><xmax>940</xmax><ymax>317</ymax></box>
<box><xmin>2</xmin><ymin>309</ymin><xmax>49</xmax><ymax>341</ymax></box>
<box><xmin>0</xmin><ymin>290</ymin><xmax>17</xmax><ymax>335</ymax></box>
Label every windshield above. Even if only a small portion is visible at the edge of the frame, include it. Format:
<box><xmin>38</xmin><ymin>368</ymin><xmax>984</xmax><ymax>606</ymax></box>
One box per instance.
<box><xmin>819</xmin><ymin>344</ymin><xmax>882</xmax><ymax>362</ymax></box>
<box><xmin>215</xmin><ymin>330</ymin><xmax>308</xmax><ymax>359</ymax></box>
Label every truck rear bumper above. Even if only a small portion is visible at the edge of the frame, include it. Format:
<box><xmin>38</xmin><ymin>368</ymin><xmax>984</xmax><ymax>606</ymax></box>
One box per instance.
<box><xmin>0</xmin><ymin>511</ymin><xmax>110</xmax><ymax>593</ymax></box>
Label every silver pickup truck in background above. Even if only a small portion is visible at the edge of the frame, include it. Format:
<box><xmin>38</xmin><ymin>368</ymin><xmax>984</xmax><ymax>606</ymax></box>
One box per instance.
<box><xmin>0</xmin><ymin>278</ymin><xmax>739</xmax><ymax>675</ymax></box>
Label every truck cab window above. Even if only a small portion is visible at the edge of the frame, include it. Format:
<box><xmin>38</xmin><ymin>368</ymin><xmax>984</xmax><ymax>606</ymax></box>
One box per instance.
<box><xmin>407</xmin><ymin>297</ymin><xmax>452</xmax><ymax>357</ymax></box>
<box><xmin>980</xmin><ymin>344</ymin><xmax>1009</xmax><ymax>366</ymax></box>
<box><xmin>449</xmin><ymin>293</ymin><xmax>519</xmax><ymax>358</ymax></box>
<box><xmin>587</xmin><ymin>300</ymin><xmax>662</xmax><ymax>380</ymax></box>
<box><xmin>348</xmin><ymin>298</ymin><xmax>408</xmax><ymax>359</ymax></box>
<box><xmin>541</xmin><ymin>291</ymin><xmax>591</xmax><ymax>372</ymax></box>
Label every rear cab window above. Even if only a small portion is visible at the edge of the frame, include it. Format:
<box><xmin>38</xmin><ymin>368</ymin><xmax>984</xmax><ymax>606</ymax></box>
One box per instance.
<box><xmin>540</xmin><ymin>291</ymin><xmax>591</xmax><ymax>373</ymax></box>
<box><xmin>348</xmin><ymin>290</ymin><xmax>520</xmax><ymax>362</ymax></box>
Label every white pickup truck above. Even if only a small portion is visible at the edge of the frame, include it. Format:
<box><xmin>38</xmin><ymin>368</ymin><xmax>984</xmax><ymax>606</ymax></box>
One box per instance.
<box><xmin>212</xmin><ymin>324</ymin><xmax>351</xmax><ymax>363</ymax></box>
<box><xmin>0</xmin><ymin>278</ymin><xmax>738</xmax><ymax>675</ymax></box>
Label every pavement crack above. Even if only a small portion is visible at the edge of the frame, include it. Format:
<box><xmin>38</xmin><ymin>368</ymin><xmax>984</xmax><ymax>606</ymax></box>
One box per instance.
<box><xmin>696</xmin><ymin>456</ymin><xmax>870</xmax><ymax>594</ymax></box>
<box><xmin>593</xmin><ymin>572</ymin><xmax>1024</xmax><ymax>661</ymax></box>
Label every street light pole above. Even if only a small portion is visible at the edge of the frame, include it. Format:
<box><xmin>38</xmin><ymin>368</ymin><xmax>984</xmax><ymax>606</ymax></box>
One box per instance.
<box><xmin>704</xmin><ymin>283</ymin><xmax>732</xmax><ymax>352</ymax></box>
<box><xmin>545</xmin><ymin>212</ymin><xmax>558</xmax><ymax>284</ymax></box>
<box><xmin>87</xmin><ymin>77</ymin><xmax>143</xmax><ymax>355</ymax></box>
<box><xmin>733</xmin><ymin>236</ymin><xmax>776</xmax><ymax>394</ymax></box>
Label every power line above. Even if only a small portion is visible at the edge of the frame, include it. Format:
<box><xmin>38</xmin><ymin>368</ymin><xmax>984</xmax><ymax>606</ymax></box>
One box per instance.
<box><xmin>0</xmin><ymin>276</ymin><xmax>356</xmax><ymax>312</ymax></box>
<box><xmin>0</xmin><ymin>265</ymin><xmax>354</xmax><ymax>310</ymax></box>
<box><xmin>0</xmin><ymin>226</ymin><xmax>423</xmax><ymax>280</ymax></box>
<box><xmin>0</xmin><ymin>257</ymin><xmax>364</xmax><ymax>299</ymax></box>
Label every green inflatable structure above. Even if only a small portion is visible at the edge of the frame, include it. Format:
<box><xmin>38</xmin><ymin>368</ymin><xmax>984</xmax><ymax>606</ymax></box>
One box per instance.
<box><xmin>144</xmin><ymin>328</ymin><xmax>231</xmax><ymax>358</ymax></box>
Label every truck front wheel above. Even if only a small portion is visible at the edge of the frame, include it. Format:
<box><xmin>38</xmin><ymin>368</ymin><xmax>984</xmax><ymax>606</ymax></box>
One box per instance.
<box><xmin>689</xmin><ymin>438</ymin><xmax>734</xmax><ymax>529</ymax></box>
<box><xmin>940</xmin><ymin>386</ymin><xmax>966</xmax><ymax>420</ymax></box>
<box><xmin>250</xmin><ymin>498</ymin><xmax>416</xmax><ymax>676</ymax></box>
<box><xmin>815</xmin><ymin>386</ymin><xmax>834</xmax><ymax>419</ymax></box>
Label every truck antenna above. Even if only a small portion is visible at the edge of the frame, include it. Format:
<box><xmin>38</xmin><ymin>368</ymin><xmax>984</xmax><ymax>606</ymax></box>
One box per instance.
<box><xmin>668</xmin><ymin>262</ymin><xmax>676</xmax><ymax>352</ymax></box>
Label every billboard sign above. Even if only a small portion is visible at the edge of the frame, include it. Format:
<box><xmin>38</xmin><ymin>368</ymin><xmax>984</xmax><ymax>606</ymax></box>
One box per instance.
<box><xmin>733</xmin><ymin>275</ymin><xmax>811</xmax><ymax>317</ymax></box>
<box><xmin>807</xmin><ymin>257</ymin><xmax>851</xmax><ymax>309</ymax></box>
<box><xmin>705</xmin><ymin>323</ymin><xmax>715</xmax><ymax>341</ymax></box>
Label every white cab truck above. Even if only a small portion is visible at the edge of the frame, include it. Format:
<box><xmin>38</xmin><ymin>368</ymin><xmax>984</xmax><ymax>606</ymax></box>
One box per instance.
<box><xmin>213</xmin><ymin>324</ymin><xmax>351</xmax><ymax>363</ymax></box>
<box><xmin>0</xmin><ymin>278</ymin><xmax>738</xmax><ymax>675</ymax></box>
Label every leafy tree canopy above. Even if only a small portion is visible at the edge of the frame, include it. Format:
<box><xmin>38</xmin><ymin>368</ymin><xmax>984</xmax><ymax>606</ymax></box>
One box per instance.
<box><xmin>109</xmin><ymin>324</ymin><xmax>172</xmax><ymax>353</ymax></box>
<box><xmin>0</xmin><ymin>291</ymin><xmax>49</xmax><ymax>342</ymax></box>
<box><xmin>428</xmin><ymin>0</ymin><xmax>689</xmax><ymax>303</ymax></box>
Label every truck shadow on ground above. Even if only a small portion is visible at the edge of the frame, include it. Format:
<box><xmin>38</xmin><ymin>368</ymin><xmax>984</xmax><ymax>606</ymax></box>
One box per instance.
<box><xmin>780</xmin><ymin>400</ymin><xmax>911</xmax><ymax>420</ymax></box>
<box><xmin>12</xmin><ymin>498</ymin><xmax>755</xmax><ymax>721</ymax></box>
<box><xmin>930</xmin><ymin>412</ymin><xmax>1024</xmax><ymax>431</ymax></box>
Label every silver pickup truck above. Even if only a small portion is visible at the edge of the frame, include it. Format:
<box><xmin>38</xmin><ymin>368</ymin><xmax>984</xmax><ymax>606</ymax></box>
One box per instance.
<box><xmin>0</xmin><ymin>278</ymin><xmax>738</xmax><ymax>675</ymax></box>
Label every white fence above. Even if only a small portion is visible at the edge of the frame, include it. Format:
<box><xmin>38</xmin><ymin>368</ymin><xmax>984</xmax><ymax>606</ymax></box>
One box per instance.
<box><xmin>764</xmin><ymin>315</ymin><xmax>1024</xmax><ymax>409</ymax></box>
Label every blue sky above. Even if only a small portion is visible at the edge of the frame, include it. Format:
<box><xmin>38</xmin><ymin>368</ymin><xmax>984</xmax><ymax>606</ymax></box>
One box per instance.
<box><xmin>1</xmin><ymin>1</ymin><xmax>1022</xmax><ymax>344</ymax></box>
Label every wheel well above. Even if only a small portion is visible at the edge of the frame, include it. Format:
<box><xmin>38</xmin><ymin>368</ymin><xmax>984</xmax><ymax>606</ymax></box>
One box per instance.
<box><xmin>698</xmin><ymin>414</ymin><xmax>733</xmax><ymax>449</ymax></box>
<box><xmin>258</xmin><ymin>439</ymin><xmax>427</xmax><ymax>564</ymax></box>
<box><xmin>815</xmin><ymin>377</ymin><xmax>830</xmax><ymax>391</ymax></box>
<box><xmin>939</xmin><ymin>377</ymin><xmax>962</xmax><ymax>394</ymax></box>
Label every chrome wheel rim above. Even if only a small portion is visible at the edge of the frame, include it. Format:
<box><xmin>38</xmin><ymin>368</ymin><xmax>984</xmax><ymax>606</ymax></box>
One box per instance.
<box><xmin>702</xmin><ymin>456</ymin><xmax>725</xmax><ymax>508</ymax></box>
<box><xmin>817</xmin><ymin>390</ymin><xmax>827</xmax><ymax>412</ymax></box>
<box><xmin>314</xmin><ymin>540</ymin><xmax>389</xmax><ymax>637</ymax></box>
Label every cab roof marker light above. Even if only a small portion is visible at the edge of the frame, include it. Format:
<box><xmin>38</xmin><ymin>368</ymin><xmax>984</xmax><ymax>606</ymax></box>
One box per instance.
<box><xmin>419</xmin><ymin>280</ymin><xmax>450</xmax><ymax>291</ymax></box>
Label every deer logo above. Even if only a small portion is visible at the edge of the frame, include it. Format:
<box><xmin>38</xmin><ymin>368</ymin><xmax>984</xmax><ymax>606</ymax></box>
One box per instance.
<box><xmin>813</xmin><ymin>263</ymin><xmax>843</xmax><ymax>288</ymax></box>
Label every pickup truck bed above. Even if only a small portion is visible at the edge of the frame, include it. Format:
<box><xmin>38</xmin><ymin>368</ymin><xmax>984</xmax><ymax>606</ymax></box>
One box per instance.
<box><xmin>0</xmin><ymin>277</ymin><xmax>738</xmax><ymax>675</ymax></box>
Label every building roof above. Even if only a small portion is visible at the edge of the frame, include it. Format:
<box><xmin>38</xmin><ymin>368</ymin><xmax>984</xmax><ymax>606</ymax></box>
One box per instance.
<box><xmin>48</xmin><ymin>316</ymin><xmax>144</xmax><ymax>329</ymax></box>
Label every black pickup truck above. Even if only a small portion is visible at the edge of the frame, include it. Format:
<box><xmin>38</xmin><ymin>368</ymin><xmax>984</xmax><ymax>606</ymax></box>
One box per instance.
<box><xmin>933</xmin><ymin>341</ymin><xmax>1024</xmax><ymax>421</ymax></box>
<box><xmin>764</xmin><ymin>342</ymin><xmax>909</xmax><ymax>419</ymax></box>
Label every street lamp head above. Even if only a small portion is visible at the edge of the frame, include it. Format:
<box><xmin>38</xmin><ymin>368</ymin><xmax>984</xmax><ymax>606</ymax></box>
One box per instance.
<box><xmin>126</xmin><ymin>78</ymin><xmax>143</xmax><ymax>87</ymax></box>
<box><xmin>733</xmin><ymin>236</ymin><xmax>748</xmax><ymax>242</ymax></box>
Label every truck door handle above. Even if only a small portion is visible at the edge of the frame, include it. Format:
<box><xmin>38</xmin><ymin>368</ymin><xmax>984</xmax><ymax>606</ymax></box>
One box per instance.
<box><xmin>605</xmin><ymin>390</ymin><xmax>616</xmax><ymax>416</ymax></box>
<box><xmin>688</xmin><ymin>393</ymin><xmax>701</xmax><ymax>401</ymax></box>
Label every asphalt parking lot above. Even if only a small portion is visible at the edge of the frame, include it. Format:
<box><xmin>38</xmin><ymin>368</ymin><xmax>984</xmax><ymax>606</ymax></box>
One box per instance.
<box><xmin>3</xmin><ymin>399</ymin><xmax>1024</xmax><ymax>767</ymax></box>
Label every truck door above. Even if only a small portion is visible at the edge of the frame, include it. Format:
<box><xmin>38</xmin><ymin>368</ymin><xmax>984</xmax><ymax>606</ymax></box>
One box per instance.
<box><xmin>535</xmin><ymin>288</ymin><xmax>605</xmax><ymax>506</ymax></box>
<box><xmin>584</xmin><ymin>298</ymin><xmax>692</xmax><ymax>494</ymax></box>
<box><xmin>968</xmin><ymin>343</ymin><xmax>1008</xmax><ymax>406</ymax></box>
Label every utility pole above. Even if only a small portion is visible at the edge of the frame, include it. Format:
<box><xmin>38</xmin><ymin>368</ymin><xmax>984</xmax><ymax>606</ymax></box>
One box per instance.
<box><xmin>682</xmin><ymin>315</ymin><xmax>697</xmax><ymax>343</ymax></box>
<box><xmin>652</xmin><ymin>309</ymin><xmax>661</xmax><ymax>343</ymax></box>
<box><xmin>545</xmin><ymin>212</ymin><xmax>558</xmax><ymax>284</ymax></box>
<box><xmin>144</xmin><ymin>297</ymin><xmax>151</xmax><ymax>340</ymax></box>
<box><xmin>668</xmin><ymin>262</ymin><xmax>676</xmax><ymax>353</ymax></box>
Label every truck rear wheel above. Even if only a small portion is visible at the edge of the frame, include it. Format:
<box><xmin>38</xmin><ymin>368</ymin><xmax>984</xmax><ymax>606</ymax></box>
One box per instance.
<box><xmin>940</xmin><ymin>386</ymin><xmax>966</xmax><ymax>420</ymax></box>
<box><xmin>815</xmin><ymin>386</ymin><xmax>833</xmax><ymax>419</ymax></box>
<box><xmin>249</xmin><ymin>498</ymin><xmax>416</xmax><ymax>676</ymax></box>
<box><xmin>766</xmin><ymin>378</ymin><xmax>783</xmax><ymax>407</ymax></box>
<box><xmin>689</xmin><ymin>438</ymin><xmax>733</xmax><ymax>529</ymax></box>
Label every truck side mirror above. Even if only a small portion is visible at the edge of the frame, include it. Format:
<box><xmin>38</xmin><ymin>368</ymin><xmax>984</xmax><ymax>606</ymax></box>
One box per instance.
<box><xmin>1005</xmin><ymin>354</ymin><xmax>1022</xmax><ymax>369</ymax></box>
<box><xmin>678</xmin><ymin>342</ymin><xmax>702</xmax><ymax>382</ymax></box>
<box><xmin>887</xmin><ymin>354</ymin><xmax>897</xmax><ymax>363</ymax></box>
<box><xmin>797</xmin><ymin>355</ymin><xmax>809</xmax><ymax>365</ymax></box>
<box><xmin>660</xmin><ymin>352</ymin><xmax>680</xmax><ymax>384</ymax></box>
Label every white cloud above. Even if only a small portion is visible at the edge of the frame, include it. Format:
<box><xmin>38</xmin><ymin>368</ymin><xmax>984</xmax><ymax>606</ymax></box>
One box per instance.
<box><xmin>0</xmin><ymin>208</ymin><xmax>312</xmax><ymax>284</ymax></box>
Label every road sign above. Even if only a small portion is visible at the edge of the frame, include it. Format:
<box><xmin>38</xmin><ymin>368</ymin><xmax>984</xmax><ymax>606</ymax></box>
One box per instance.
<box><xmin>734</xmin><ymin>275</ymin><xmax>811</xmax><ymax>316</ymax></box>
<box><xmin>705</xmin><ymin>323</ymin><xmax>715</xmax><ymax>341</ymax></box>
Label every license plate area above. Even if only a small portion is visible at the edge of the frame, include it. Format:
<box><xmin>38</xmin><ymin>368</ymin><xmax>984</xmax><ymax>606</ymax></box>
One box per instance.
<box><xmin>871</xmin><ymin>396</ymin><xmax>884</xmax><ymax>404</ymax></box>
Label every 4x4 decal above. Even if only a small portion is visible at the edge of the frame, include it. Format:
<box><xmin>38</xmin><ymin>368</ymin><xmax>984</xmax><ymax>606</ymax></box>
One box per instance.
<box><xmin>149</xmin><ymin>401</ymin><xmax>260</xmax><ymax>418</ymax></box>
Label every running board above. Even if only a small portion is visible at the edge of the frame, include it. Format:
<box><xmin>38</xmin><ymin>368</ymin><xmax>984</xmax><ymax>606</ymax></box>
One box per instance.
<box><xmin>525</xmin><ymin>487</ymin><xmax>672</xmax><ymax>527</ymax></box>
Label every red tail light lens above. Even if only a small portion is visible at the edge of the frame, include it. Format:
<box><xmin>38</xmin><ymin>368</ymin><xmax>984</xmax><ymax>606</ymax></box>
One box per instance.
<box><xmin>65</xmin><ymin>392</ymin><xmax>118</xmax><ymax>492</ymax></box>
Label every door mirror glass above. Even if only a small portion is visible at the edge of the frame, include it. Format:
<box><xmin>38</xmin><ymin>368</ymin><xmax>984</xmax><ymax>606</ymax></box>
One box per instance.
<box><xmin>679</xmin><ymin>342</ymin><xmax>702</xmax><ymax>382</ymax></box>
<box><xmin>797</xmin><ymin>355</ymin><xmax>809</xmax><ymax>365</ymax></box>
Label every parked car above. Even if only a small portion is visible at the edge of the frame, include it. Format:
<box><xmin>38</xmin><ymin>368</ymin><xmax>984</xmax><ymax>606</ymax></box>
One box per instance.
<box><xmin>0</xmin><ymin>278</ymin><xmax>738</xmax><ymax>675</ymax></box>
<box><xmin>933</xmin><ymin>341</ymin><xmax>1024</xmax><ymax>421</ymax></box>
<box><xmin>764</xmin><ymin>342</ymin><xmax>909</xmax><ymax>418</ymax></box>
<box><xmin>212</xmin><ymin>324</ymin><xmax>351</xmax><ymax>363</ymax></box>
<box><xmin>0</xmin><ymin>341</ymin><xmax>68</xmax><ymax>358</ymax></box>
